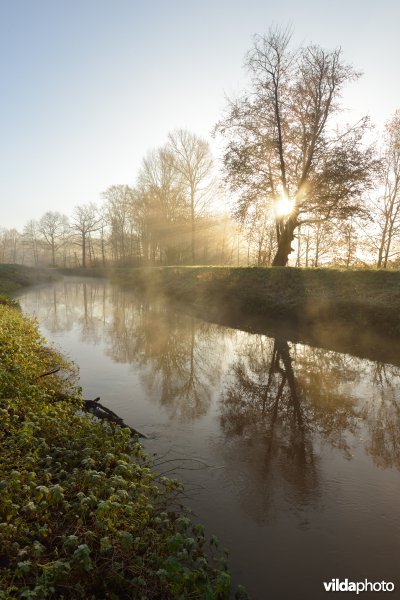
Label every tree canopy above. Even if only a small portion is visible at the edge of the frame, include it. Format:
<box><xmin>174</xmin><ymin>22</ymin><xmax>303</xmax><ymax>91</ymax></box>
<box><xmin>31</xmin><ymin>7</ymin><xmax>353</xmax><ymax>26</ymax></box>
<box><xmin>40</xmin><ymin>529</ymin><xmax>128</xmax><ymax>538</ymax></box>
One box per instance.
<box><xmin>216</xmin><ymin>27</ymin><xmax>379</xmax><ymax>265</ymax></box>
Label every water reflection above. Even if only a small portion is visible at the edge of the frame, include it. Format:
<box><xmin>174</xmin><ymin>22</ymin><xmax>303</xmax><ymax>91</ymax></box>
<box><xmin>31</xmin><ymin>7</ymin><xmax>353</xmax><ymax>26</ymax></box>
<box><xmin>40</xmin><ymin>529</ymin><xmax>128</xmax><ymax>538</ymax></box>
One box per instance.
<box><xmin>106</xmin><ymin>289</ymin><xmax>224</xmax><ymax>421</ymax></box>
<box><xmin>24</xmin><ymin>279</ymin><xmax>107</xmax><ymax>344</ymax></box>
<box><xmin>21</xmin><ymin>279</ymin><xmax>226</xmax><ymax>421</ymax></box>
<box><xmin>218</xmin><ymin>334</ymin><xmax>400</xmax><ymax>523</ymax></box>
<box><xmin>19</xmin><ymin>278</ymin><xmax>400</xmax><ymax>471</ymax></box>
<box><xmin>364</xmin><ymin>362</ymin><xmax>400</xmax><ymax>469</ymax></box>
<box><xmin>218</xmin><ymin>337</ymin><xmax>359</xmax><ymax>521</ymax></box>
<box><xmin>18</xmin><ymin>278</ymin><xmax>400</xmax><ymax>599</ymax></box>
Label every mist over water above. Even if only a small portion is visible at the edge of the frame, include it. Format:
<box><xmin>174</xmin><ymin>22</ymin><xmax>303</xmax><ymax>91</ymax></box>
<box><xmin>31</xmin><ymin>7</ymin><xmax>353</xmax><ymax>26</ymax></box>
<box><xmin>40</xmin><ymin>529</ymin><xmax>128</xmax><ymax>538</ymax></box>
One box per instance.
<box><xmin>18</xmin><ymin>278</ymin><xmax>400</xmax><ymax>599</ymax></box>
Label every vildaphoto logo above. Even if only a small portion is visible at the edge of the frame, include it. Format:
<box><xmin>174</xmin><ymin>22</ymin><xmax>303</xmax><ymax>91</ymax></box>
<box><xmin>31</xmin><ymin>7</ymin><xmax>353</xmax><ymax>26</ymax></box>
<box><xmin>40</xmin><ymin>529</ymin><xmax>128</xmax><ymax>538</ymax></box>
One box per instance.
<box><xmin>323</xmin><ymin>579</ymin><xmax>395</xmax><ymax>594</ymax></box>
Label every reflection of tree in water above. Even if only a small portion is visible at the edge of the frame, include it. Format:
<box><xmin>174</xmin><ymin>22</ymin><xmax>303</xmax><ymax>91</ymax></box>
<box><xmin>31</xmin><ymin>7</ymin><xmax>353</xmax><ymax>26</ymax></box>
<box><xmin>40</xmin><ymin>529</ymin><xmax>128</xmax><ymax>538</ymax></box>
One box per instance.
<box><xmin>21</xmin><ymin>281</ymin><xmax>400</xmax><ymax>466</ymax></box>
<box><xmin>19</xmin><ymin>279</ymin><xmax>107</xmax><ymax>345</ymax></box>
<box><xmin>145</xmin><ymin>317</ymin><xmax>219</xmax><ymax>422</ymax></box>
<box><xmin>19</xmin><ymin>283</ymin><xmax>75</xmax><ymax>333</ymax></box>
<box><xmin>22</xmin><ymin>282</ymin><xmax>226</xmax><ymax>422</ymax></box>
<box><xmin>289</xmin><ymin>344</ymin><xmax>360</xmax><ymax>454</ymax></box>
<box><xmin>219</xmin><ymin>336</ymin><xmax>400</xmax><ymax>522</ymax></box>
<box><xmin>70</xmin><ymin>281</ymin><xmax>107</xmax><ymax>344</ymax></box>
<box><xmin>364</xmin><ymin>362</ymin><xmax>400</xmax><ymax>469</ymax></box>
<box><xmin>106</xmin><ymin>290</ymin><xmax>225</xmax><ymax>421</ymax></box>
<box><xmin>219</xmin><ymin>337</ymin><xmax>362</xmax><ymax>522</ymax></box>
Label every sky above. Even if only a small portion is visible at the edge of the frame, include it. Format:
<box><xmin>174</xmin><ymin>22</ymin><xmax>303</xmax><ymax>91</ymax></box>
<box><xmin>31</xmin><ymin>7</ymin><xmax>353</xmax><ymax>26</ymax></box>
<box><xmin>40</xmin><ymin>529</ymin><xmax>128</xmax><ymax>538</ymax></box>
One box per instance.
<box><xmin>1</xmin><ymin>0</ymin><xmax>399</xmax><ymax>230</ymax></box>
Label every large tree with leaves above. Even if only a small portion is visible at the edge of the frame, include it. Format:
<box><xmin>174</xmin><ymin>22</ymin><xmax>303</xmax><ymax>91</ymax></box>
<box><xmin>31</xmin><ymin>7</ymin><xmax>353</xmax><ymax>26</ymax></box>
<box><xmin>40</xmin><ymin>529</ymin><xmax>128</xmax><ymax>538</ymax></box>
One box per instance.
<box><xmin>216</xmin><ymin>27</ymin><xmax>378</xmax><ymax>266</ymax></box>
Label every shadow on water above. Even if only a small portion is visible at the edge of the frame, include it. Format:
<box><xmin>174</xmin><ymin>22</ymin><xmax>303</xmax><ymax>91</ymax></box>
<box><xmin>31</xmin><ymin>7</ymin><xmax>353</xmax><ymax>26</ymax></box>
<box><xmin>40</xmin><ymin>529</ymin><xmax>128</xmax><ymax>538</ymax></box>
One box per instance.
<box><xmin>17</xmin><ymin>278</ymin><xmax>400</xmax><ymax>599</ymax></box>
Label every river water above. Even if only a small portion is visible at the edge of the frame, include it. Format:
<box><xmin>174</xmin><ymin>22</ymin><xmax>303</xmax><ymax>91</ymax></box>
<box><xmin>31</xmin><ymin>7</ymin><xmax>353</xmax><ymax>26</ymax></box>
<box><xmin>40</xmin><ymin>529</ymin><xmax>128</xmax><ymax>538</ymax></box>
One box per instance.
<box><xmin>18</xmin><ymin>277</ymin><xmax>400</xmax><ymax>599</ymax></box>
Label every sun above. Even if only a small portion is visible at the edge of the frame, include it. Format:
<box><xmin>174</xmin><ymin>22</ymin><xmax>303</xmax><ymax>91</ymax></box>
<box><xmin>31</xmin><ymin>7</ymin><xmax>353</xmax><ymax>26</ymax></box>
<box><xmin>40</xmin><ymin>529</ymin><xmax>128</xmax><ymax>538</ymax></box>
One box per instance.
<box><xmin>274</xmin><ymin>192</ymin><xmax>295</xmax><ymax>217</ymax></box>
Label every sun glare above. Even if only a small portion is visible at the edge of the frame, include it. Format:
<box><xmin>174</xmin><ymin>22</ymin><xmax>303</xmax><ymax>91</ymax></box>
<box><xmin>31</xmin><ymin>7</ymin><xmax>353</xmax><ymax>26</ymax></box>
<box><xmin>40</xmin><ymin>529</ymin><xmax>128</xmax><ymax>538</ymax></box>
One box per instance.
<box><xmin>274</xmin><ymin>192</ymin><xmax>295</xmax><ymax>218</ymax></box>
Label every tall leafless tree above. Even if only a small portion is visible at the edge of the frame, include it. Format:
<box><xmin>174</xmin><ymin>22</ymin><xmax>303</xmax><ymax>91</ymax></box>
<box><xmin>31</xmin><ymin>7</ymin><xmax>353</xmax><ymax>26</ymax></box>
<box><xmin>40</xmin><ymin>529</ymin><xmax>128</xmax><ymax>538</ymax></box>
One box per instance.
<box><xmin>102</xmin><ymin>185</ymin><xmax>137</xmax><ymax>265</ymax></box>
<box><xmin>71</xmin><ymin>203</ymin><xmax>102</xmax><ymax>268</ymax></box>
<box><xmin>375</xmin><ymin>111</ymin><xmax>400</xmax><ymax>268</ymax></box>
<box><xmin>38</xmin><ymin>211</ymin><xmax>69</xmax><ymax>266</ymax></box>
<box><xmin>167</xmin><ymin>130</ymin><xmax>214</xmax><ymax>263</ymax></box>
<box><xmin>138</xmin><ymin>147</ymin><xmax>188</xmax><ymax>264</ymax></box>
<box><xmin>23</xmin><ymin>220</ymin><xmax>40</xmax><ymax>265</ymax></box>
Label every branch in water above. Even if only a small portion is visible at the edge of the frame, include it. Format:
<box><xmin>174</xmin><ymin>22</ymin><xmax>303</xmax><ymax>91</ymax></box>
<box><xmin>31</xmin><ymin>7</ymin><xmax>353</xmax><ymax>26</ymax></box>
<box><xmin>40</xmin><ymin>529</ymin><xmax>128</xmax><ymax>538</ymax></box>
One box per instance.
<box><xmin>36</xmin><ymin>368</ymin><xmax>61</xmax><ymax>379</ymax></box>
<box><xmin>83</xmin><ymin>397</ymin><xmax>149</xmax><ymax>439</ymax></box>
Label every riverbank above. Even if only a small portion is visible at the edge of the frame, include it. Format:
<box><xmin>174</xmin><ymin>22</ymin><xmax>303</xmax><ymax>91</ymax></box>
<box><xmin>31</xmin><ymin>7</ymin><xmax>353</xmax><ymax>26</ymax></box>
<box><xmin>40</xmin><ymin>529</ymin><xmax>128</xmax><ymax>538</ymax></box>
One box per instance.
<box><xmin>0</xmin><ymin>267</ymin><xmax>235</xmax><ymax>598</ymax></box>
<box><xmin>109</xmin><ymin>265</ymin><xmax>400</xmax><ymax>342</ymax></box>
<box><xmin>0</xmin><ymin>264</ymin><xmax>59</xmax><ymax>299</ymax></box>
<box><xmin>111</xmin><ymin>266</ymin><xmax>399</xmax><ymax>329</ymax></box>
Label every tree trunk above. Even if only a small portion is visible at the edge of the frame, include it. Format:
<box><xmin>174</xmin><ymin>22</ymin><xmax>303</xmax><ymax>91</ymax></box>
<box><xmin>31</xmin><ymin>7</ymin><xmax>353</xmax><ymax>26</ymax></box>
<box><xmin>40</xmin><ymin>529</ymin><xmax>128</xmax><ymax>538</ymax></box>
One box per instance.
<box><xmin>272</xmin><ymin>217</ymin><xmax>297</xmax><ymax>266</ymax></box>
<box><xmin>82</xmin><ymin>233</ymin><xmax>86</xmax><ymax>268</ymax></box>
<box><xmin>383</xmin><ymin>218</ymin><xmax>395</xmax><ymax>268</ymax></box>
<box><xmin>101</xmin><ymin>228</ymin><xmax>106</xmax><ymax>267</ymax></box>
<box><xmin>296</xmin><ymin>225</ymin><xmax>301</xmax><ymax>267</ymax></box>
<box><xmin>191</xmin><ymin>204</ymin><xmax>196</xmax><ymax>264</ymax></box>
<box><xmin>377</xmin><ymin>218</ymin><xmax>388</xmax><ymax>268</ymax></box>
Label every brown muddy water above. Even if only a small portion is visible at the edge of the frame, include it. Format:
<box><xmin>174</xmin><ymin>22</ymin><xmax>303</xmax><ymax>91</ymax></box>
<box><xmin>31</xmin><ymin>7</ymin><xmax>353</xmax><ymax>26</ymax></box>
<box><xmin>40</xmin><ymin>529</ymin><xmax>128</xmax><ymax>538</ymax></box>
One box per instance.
<box><xmin>17</xmin><ymin>278</ymin><xmax>400</xmax><ymax>599</ymax></box>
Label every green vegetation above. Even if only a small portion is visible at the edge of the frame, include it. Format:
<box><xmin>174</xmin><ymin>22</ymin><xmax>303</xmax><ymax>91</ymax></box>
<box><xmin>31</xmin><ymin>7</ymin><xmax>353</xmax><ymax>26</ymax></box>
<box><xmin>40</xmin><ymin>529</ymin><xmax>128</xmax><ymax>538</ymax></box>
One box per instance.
<box><xmin>112</xmin><ymin>266</ymin><xmax>400</xmax><ymax>337</ymax></box>
<box><xmin>0</xmin><ymin>272</ymin><xmax>238</xmax><ymax>598</ymax></box>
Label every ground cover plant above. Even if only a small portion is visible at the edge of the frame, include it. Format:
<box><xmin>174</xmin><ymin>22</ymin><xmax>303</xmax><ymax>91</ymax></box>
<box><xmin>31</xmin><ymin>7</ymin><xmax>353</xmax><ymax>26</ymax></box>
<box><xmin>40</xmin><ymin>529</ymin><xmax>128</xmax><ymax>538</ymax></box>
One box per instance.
<box><xmin>0</xmin><ymin>295</ymin><xmax>239</xmax><ymax>599</ymax></box>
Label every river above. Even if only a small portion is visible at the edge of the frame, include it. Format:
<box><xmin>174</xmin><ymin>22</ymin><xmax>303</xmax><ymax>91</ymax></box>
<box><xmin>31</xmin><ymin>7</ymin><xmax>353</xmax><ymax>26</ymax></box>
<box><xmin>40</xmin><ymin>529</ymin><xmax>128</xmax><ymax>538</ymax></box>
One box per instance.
<box><xmin>17</xmin><ymin>277</ymin><xmax>400</xmax><ymax>599</ymax></box>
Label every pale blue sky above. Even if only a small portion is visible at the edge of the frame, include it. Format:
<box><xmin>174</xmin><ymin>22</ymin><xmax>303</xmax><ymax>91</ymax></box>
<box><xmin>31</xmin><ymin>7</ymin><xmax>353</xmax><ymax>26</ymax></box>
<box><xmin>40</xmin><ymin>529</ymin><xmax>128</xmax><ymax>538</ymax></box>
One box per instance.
<box><xmin>1</xmin><ymin>0</ymin><xmax>399</xmax><ymax>229</ymax></box>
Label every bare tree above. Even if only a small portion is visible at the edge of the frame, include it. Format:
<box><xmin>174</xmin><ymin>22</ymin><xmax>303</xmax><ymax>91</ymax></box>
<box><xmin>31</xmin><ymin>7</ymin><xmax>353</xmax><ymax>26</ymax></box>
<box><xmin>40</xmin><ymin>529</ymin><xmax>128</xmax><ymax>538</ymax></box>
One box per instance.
<box><xmin>23</xmin><ymin>220</ymin><xmax>40</xmax><ymax>265</ymax></box>
<box><xmin>96</xmin><ymin>204</ymin><xmax>109</xmax><ymax>267</ymax></box>
<box><xmin>332</xmin><ymin>217</ymin><xmax>360</xmax><ymax>268</ymax></box>
<box><xmin>138</xmin><ymin>147</ymin><xmax>188</xmax><ymax>265</ymax></box>
<box><xmin>240</xmin><ymin>197</ymin><xmax>277</xmax><ymax>265</ymax></box>
<box><xmin>0</xmin><ymin>228</ymin><xmax>22</xmax><ymax>263</ymax></box>
<box><xmin>71</xmin><ymin>203</ymin><xmax>102</xmax><ymax>268</ymax></box>
<box><xmin>375</xmin><ymin>111</ymin><xmax>400</xmax><ymax>268</ymax></box>
<box><xmin>38</xmin><ymin>211</ymin><xmax>69</xmax><ymax>266</ymax></box>
<box><xmin>167</xmin><ymin>130</ymin><xmax>214</xmax><ymax>263</ymax></box>
<box><xmin>102</xmin><ymin>185</ymin><xmax>137</xmax><ymax>264</ymax></box>
<box><xmin>216</xmin><ymin>27</ymin><xmax>378</xmax><ymax>266</ymax></box>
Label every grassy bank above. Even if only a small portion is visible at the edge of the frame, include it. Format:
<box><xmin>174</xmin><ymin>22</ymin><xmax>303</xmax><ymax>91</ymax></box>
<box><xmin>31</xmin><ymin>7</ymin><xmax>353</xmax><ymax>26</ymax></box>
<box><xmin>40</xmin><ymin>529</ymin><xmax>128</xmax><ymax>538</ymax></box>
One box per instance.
<box><xmin>111</xmin><ymin>266</ymin><xmax>400</xmax><ymax>338</ymax></box>
<box><xmin>0</xmin><ymin>272</ymin><xmax>237</xmax><ymax>599</ymax></box>
<box><xmin>0</xmin><ymin>264</ymin><xmax>59</xmax><ymax>301</ymax></box>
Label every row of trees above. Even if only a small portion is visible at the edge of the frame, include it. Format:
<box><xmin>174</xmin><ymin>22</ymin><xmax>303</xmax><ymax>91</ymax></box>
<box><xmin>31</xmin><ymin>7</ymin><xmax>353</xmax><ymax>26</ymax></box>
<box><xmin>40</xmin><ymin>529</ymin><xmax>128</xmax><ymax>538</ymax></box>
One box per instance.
<box><xmin>1</xmin><ymin>130</ymin><xmax>226</xmax><ymax>268</ymax></box>
<box><xmin>2</xmin><ymin>28</ymin><xmax>400</xmax><ymax>269</ymax></box>
<box><xmin>2</xmin><ymin>196</ymin><xmax>398</xmax><ymax>269</ymax></box>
